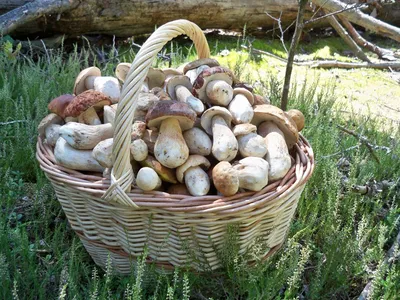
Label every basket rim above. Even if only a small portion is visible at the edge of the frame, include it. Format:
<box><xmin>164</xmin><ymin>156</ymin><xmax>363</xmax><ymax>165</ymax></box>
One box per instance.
<box><xmin>36</xmin><ymin>134</ymin><xmax>314</xmax><ymax>214</ymax></box>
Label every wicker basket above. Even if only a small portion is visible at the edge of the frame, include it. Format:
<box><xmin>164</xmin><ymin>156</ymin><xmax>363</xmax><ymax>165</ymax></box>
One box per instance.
<box><xmin>36</xmin><ymin>19</ymin><xmax>315</xmax><ymax>273</ymax></box>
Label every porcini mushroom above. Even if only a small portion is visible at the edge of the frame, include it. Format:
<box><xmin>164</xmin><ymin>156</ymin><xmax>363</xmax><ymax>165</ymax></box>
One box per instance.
<box><xmin>233</xmin><ymin>124</ymin><xmax>267</xmax><ymax>158</ymax></box>
<box><xmin>201</xmin><ymin>107</ymin><xmax>238</xmax><ymax>162</ymax></box>
<box><xmin>130</xmin><ymin>139</ymin><xmax>148</xmax><ymax>162</ymax></box>
<box><xmin>228</xmin><ymin>88</ymin><xmax>254</xmax><ymax>124</ymax></box>
<box><xmin>232</xmin><ymin>157</ymin><xmax>269</xmax><ymax>191</ymax></box>
<box><xmin>47</xmin><ymin>94</ymin><xmax>74</xmax><ymax>119</ymax></box>
<box><xmin>183</xmin><ymin>127</ymin><xmax>212</xmax><ymax>156</ymax></box>
<box><xmin>176</xmin><ymin>155</ymin><xmax>211</xmax><ymax>196</ymax></box>
<box><xmin>193</xmin><ymin>66</ymin><xmax>234</xmax><ymax>106</ymax></box>
<box><xmin>212</xmin><ymin>161</ymin><xmax>239</xmax><ymax>196</ymax></box>
<box><xmin>136</xmin><ymin>167</ymin><xmax>162</xmax><ymax>191</ymax></box>
<box><xmin>38</xmin><ymin>113</ymin><xmax>64</xmax><ymax>136</ymax></box>
<box><xmin>103</xmin><ymin>104</ymin><xmax>118</xmax><ymax>125</ymax></box>
<box><xmin>92</xmin><ymin>138</ymin><xmax>113</xmax><ymax>168</ymax></box>
<box><xmin>140</xmin><ymin>155</ymin><xmax>177</xmax><ymax>183</ymax></box>
<box><xmin>115</xmin><ymin>63</ymin><xmax>131</xmax><ymax>82</ymax></box>
<box><xmin>54</xmin><ymin>137</ymin><xmax>104</xmax><ymax>172</ymax></box>
<box><xmin>167</xmin><ymin>75</ymin><xmax>204</xmax><ymax>115</ymax></box>
<box><xmin>286</xmin><ymin>109</ymin><xmax>305</xmax><ymax>131</ymax></box>
<box><xmin>145</xmin><ymin>101</ymin><xmax>196</xmax><ymax>168</ymax></box>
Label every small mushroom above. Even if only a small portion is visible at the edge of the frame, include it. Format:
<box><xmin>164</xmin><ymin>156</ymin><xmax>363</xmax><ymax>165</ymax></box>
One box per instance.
<box><xmin>54</xmin><ymin>137</ymin><xmax>104</xmax><ymax>172</ymax></box>
<box><xmin>193</xmin><ymin>67</ymin><xmax>234</xmax><ymax>106</ymax></box>
<box><xmin>115</xmin><ymin>64</ymin><xmax>165</xmax><ymax>92</ymax></box>
<box><xmin>47</xmin><ymin>94</ymin><xmax>74</xmax><ymax>119</ymax></box>
<box><xmin>38</xmin><ymin>113</ymin><xmax>64</xmax><ymax>136</ymax></box>
<box><xmin>139</xmin><ymin>155</ymin><xmax>177</xmax><ymax>183</ymax></box>
<box><xmin>103</xmin><ymin>104</ymin><xmax>118</xmax><ymax>125</ymax></box>
<box><xmin>150</xmin><ymin>87</ymin><xmax>171</xmax><ymax>101</ymax></box>
<box><xmin>258</xmin><ymin>121</ymin><xmax>291</xmax><ymax>182</ymax></box>
<box><xmin>228</xmin><ymin>88</ymin><xmax>254</xmax><ymax>124</ymax></box>
<box><xmin>212</xmin><ymin>161</ymin><xmax>239</xmax><ymax>196</ymax></box>
<box><xmin>92</xmin><ymin>138</ymin><xmax>113</xmax><ymax>168</ymax></box>
<box><xmin>167</xmin><ymin>75</ymin><xmax>204</xmax><ymax>115</ymax></box>
<box><xmin>74</xmin><ymin>67</ymin><xmax>121</xmax><ymax>103</ymax></box>
<box><xmin>286</xmin><ymin>109</ymin><xmax>305</xmax><ymax>131</ymax></box>
<box><xmin>201</xmin><ymin>107</ymin><xmax>238</xmax><ymax>162</ymax></box>
<box><xmin>232</xmin><ymin>157</ymin><xmax>269</xmax><ymax>191</ymax></box>
<box><xmin>183</xmin><ymin>127</ymin><xmax>212</xmax><ymax>156</ymax></box>
<box><xmin>64</xmin><ymin>90</ymin><xmax>112</xmax><ymax>125</ymax></box>
<box><xmin>131</xmin><ymin>121</ymin><xmax>147</xmax><ymax>140</ymax></box>
<box><xmin>115</xmin><ymin>63</ymin><xmax>131</xmax><ymax>83</ymax></box>
<box><xmin>130</xmin><ymin>139</ymin><xmax>148</xmax><ymax>162</ymax></box>
<box><xmin>183</xmin><ymin>58</ymin><xmax>220</xmax><ymax>84</ymax></box>
<box><xmin>59</xmin><ymin>122</ymin><xmax>113</xmax><ymax>150</ymax></box>
<box><xmin>176</xmin><ymin>155</ymin><xmax>211</xmax><ymax>196</ymax></box>
<box><xmin>141</xmin><ymin>128</ymin><xmax>158</xmax><ymax>153</ymax></box>
<box><xmin>145</xmin><ymin>101</ymin><xmax>196</xmax><ymax>168</ymax></box>
<box><xmin>162</xmin><ymin>68</ymin><xmax>183</xmax><ymax>87</ymax></box>
<box><xmin>233</xmin><ymin>124</ymin><xmax>267</xmax><ymax>158</ymax></box>
<box><xmin>136</xmin><ymin>167</ymin><xmax>162</xmax><ymax>191</ymax></box>
<box><xmin>134</xmin><ymin>92</ymin><xmax>160</xmax><ymax>120</ymax></box>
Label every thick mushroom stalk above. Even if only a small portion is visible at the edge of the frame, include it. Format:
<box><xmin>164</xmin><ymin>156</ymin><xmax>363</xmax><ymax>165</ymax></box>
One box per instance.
<box><xmin>211</xmin><ymin>116</ymin><xmax>238</xmax><ymax>161</ymax></box>
<box><xmin>78</xmin><ymin>107</ymin><xmax>101</xmax><ymax>125</ymax></box>
<box><xmin>228</xmin><ymin>88</ymin><xmax>254</xmax><ymax>124</ymax></box>
<box><xmin>206</xmin><ymin>80</ymin><xmax>233</xmax><ymax>106</ymax></box>
<box><xmin>130</xmin><ymin>139</ymin><xmax>148</xmax><ymax>162</ymax></box>
<box><xmin>258</xmin><ymin>121</ymin><xmax>291</xmax><ymax>181</ymax></box>
<box><xmin>54</xmin><ymin>138</ymin><xmax>104</xmax><ymax>172</ymax></box>
<box><xmin>59</xmin><ymin>123</ymin><xmax>113</xmax><ymax>150</ymax></box>
<box><xmin>232</xmin><ymin>157</ymin><xmax>269</xmax><ymax>191</ymax></box>
<box><xmin>92</xmin><ymin>138</ymin><xmax>113</xmax><ymax>168</ymax></box>
<box><xmin>175</xmin><ymin>85</ymin><xmax>204</xmax><ymax>115</ymax></box>
<box><xmin>136</xmin><ymin>167</ymin><xmax>162</xmax><ymax>191</ymax></box>
<box><xmin>45</xmin><ymin>124</ymin><xmax>62</xmax><ymax>146</ymax></box>
<box><xmin>85</xmin><ymin>76</ymin><xmax>120</xmax><ymax>103</ymax></box>
<box><xmin>183</xmin><ymin>127</ymin><xmax>212</xmax><ymax>156</ymax></box>
<box><xmin>176</xmin><ymin>155</ymin><xmax>210</xmax><ymax>196</ymax></box>
<box><xmin>233</xmin><ymin>124</ymin><xmax>267</xmax><ymax>158</ymax></box>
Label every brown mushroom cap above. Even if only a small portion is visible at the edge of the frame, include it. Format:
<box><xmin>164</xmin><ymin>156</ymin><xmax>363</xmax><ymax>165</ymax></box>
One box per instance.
<box><xmin>74</xmin><ymin>67</ymin><xmax>101</xmax><ymax>95</ymax></box>
<box><xmin>252</xmin><ymin>104</ymin><xmax>299</xmax><ymax>147</ymax></box>
<box><xmin>212</xmin><ymin>161</ymin><xmax>239</xmax><ymax>196</ymax></box>
<box><xmin>167</xmin><ymin>75</ymin><xmax>192</xmax><ymax>100</ymax></box>
<box><xmin>233</xmin><ymin>83</ymin><xmax>254</xmax><ymax>92</ymax></box>
<box><xmin>253</xmin><ymin>94</ymin><xmax>270</xmax><ymax>106</ymax></box>
<box><xmin>183</xmin><ymin>58</ymin><xmax>220</xmax><ymax>74</ymax></box>
<box><xmin>48</xmin><ymin>94</ymin><xmax>75</xmax><ymax>119</ymax></box>
<box><xmin>163</xmin><ymin>68</ymin><xmax>183</xmax><ymax>78</ymax></box>
<box><xmin>232</xmin><ymin>124</ymin><xmax>257</xmax><ymax>137</ymax></box>
<box><xmin>286</xmin><ymin>109</ymin><xmax>305</xmax><ymax>131</ymax></box>
<box><xmin>64</xmin><ymin>90</ymin><xmax>112</xmax><ymax>118</ymax></box>
<box><xmin>115</xmin><ymin>63</ymin><xmax>131</xmax><ymax>82</ymax></box>
<box><xmin>233</xmin><ymin>88</ymin><xmax>254</xmax><ymax>105</ymax></box>
<box><xmin>200</xmin><ymin>106</ymin><xmax>232</xmax><ymax>135</ymax></box>
<box><xmin>176</xmin><ymin>155</ymin><xmax>211</xmax><ymax>183</ymax></box>
<box><xmin>140</xmin><ymin>155</ymin><xmax>177</xmax><ymax>183</ymax></box>
<box><xmin>192</xmin><ymin>66</ymin><xmax>234</xmax><ymax>100</ymax></box>
<box><xmin>145</xmin><ymin>100</ymin><xmax>196</xmax><ymax>131</ymax></box>
<box><xmin>147</xmin><ymin>68</ymin><xmax>166</xmax><ymax>89</ymax></box>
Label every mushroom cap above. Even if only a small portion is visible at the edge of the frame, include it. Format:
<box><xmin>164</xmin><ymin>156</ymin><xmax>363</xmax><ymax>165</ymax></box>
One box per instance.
<box><xmin>232</xmin><ymin>124</ymin><xmax>257</xmax><ymax>137</ymax></box>
<box><xmin>176</xmin><ymin>155</ymin><xmax>210</xmax><ymax>183</ymax></box>
<box><xmin>147</xmin><ymin>68</ymin><xmax>166</xmax><ymax>89</ymax></box>
<box><xmin>286</xmin><ymin>109</ymin><xmax>305</xmax><ymax>131</ymax></box>
<box><xmin>145</xmin><ymin>100</ymin><xmax>196</xmax><ymax>131</ymax></box>
<box><xmin>233</xmin><ymin>88</ymin><xmax>254</xmax><ymax>105</ymax></box>
<box><xmin>48</xmin><ymin>94</ymin><xmax>75</xmax><ymax>119</ymax></box>
<box><xmin>115</xmin><ymin>63</ymin><xmax>131</xmax><ymax>82</ymax></box>
<box><xmin>150</xmin><ymin>87</ymin><xmax>171</xmax><ymax>101</ymax></box>
<box><xmin>212</xmin><ymin>161</ymin><xmax>239</xmax><ymax>196</ymax></box>
<box><xmin>252</xmin><ymin>104</ymin><xmax>299</xmax><ymax>147</ymax></box>
<box><xmin>163</xmin><ymin>68</ymin><xmax>183</xmax><ymax>78</ymax></box>
<box><xmin>38</xmin><ymin>113</ymin><xmax>64</xmax><ymax>136</ymax></box>
<box><xmin>183</xmin><ymin>58</ymin><xmax>220</xmax><ymax>74</ymax></box>
<box><xmin>140</xmin><ymin>155</ymin><xmax>177</xmax><ymax>183</ymax></box>
<box><xmin>253</xmin><ymin>94</ymin><xmax>270</xmax><ymax>106</ymax></box>
<box><xmin>192</xmin><ymin>66</ymin><xmax>234</xmax><ymax>100</ymax></box>
<box><xmin>232</xmin><ymin>157</ymin><xmax>269</xmax><ymax>191</ymax></box>
<box><xmin>167</xmin><ymin>75</ymin><xmax>192</xmax><ymax>100</ymax></box>
<box><xmin>74</xmin><ymin>67</ymin><xmax>101</xmax><ymax>95</ymax></box>
<box><xmin>64</xmin><ymin>90</ymin><xmax>112</xmax><ymax>118</ymax></box>
<box><xmin>167</xmin><ymin>183</ymin><xmax>191</xmax><ymax>195</ymax></box>
<box><xmin>201</xmin><ymin>106</ymin><xmax>232</xmax><ymax>135</ymax></box>
<box><xmin>233</xmin><ymin>82</ymin><xmax>254</xmax><ymax>92</ymax></box>
<box><xmin>136</xmin><ymin>167</ymin><xmax>161</xmax><ymax>191</ymax></box>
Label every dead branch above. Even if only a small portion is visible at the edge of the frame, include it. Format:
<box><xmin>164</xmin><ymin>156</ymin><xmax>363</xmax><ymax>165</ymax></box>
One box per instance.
<box><xmin>351</xmin><ymin>180</ymin><xmax>395</xmax><ymax>196</ymax></box>
<box><xmin>241</xmin><ymin>45</ymin><xmax>290</xmax><ymax>64</ymax></box>
<box><xmin>305</xmin><ymin>2</ymin><xmax>366</xmax><ymax>25</ymax></box>
<box><xmin>265</xmin><ymin>11</ymin><xmax>289</xmax><ymax>53</ymax></box>
<box><xmin>301</xmin><ymin>60</ymin><xmax>400</xmax><ymax>69</ymax></box>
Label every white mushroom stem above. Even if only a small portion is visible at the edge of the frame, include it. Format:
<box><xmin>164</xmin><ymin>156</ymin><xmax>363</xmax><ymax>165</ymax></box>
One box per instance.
<box><xmin>54</xmin><ymin>138</ymin><xmax>104</xmax><ymax>172</ymax></box>
<box><xmin>175</xmin><ymin>85</ymin><xmax>204</xmax><ymax>115</ymax></box>
<box><xmin>184</xmin><ymin>166</ymin><xmax>210</xmax><ymax>196</ymax></box>
<box><xmin>45</xmin><ymin>124</ymin><xmax>61</xmax><ymax>146</ymax></box>
<box><xmin>228</xmin><ymin>94</ymin><xmax>254</xmax><ymax>124</ymax></box>
<box><xmin>237</xmin><ymin>133</ymin><xmax>267</xmax><ymax>158</ymax></box>
<box><xmin>130</xmin><ymin>139</ymin><xmax>148</xmax><ymax>162</ymax></box>
<box><xmin>232</xmin><ymin>157</ymin><xmax>269</xmax><ymax>191</ymax></box>
<box><xmin>183</xmin><ymin>127</ymin><xmax>212</xmax><ymax>156</ymax></box>
<box><xmin>92</xmin><ymin>138</ymin><xmax>113</xmax><ymax>168</ymax></box>
<box><xmin>59</xmin><ymin>122</ymin><xmax>113</xmax><ymax>150</ymax></box>
<box><xmin>136</xmin><ymin>167</ymin><xmax>162</xmax><ymax>191</ymax></box>
<box><xmin>211</xmin><ymin>116</ymin><xmax>238</xmax><ymax>162</ymax></box>
<box><xmin>259</xmin><ymin>121</ymin><xmax>291</xmax><ymax>181</ymax></box>
<box><xmin>78</xmin><ymin>107</ymin><xmax>101</xmax><ymax>125</ymax></box>
<box><xmin>65</xmin><ymin>117</ymin><xmax>78</xmax><ymax>123</ymax></box>
<box><xmin>103</xmin><ymin>104</ymin><xmax>117</xmax><ymax>125</ymax></box>
<box><xmin>154</xmin><ymin>118</ymin><xmax>189</xmax><ymax>168</ymax></box>
<box><xmin>93</xmin><ymin>77</ymin><xmax>121</xmax><ymax>103</ymax></box>
<box><xmin>206</xmin><ymin>80</ymin><xmax>233</xmax><ymax>106</ymax></box>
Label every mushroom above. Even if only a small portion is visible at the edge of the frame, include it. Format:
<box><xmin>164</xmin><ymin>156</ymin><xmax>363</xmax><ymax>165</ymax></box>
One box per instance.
<box><xmin>47</xmin><ymin>94</ymin><xmax>74</xmax><ymax>119</ymax></box>
<box><xmin>130</xmin><ymin>139</ymin><xmax>148</xmax><ymax>162</ymax></box>
<box><xmin>286</xmin><ymin>109</ymin><xmax>305</xmax><ymax>131</ymax></box>
<box><xmin>38</xmin><ymin>113</ymin><xmax>63</xmax><ymax>136</ymax></box>
<box><xmin>253</xmin><ymin>94</ymin><xmax>270</xmax><ymax>106</ymax></box>
<box><xmin>131</xmin><ymin>121</ymin><xmax>147</xmax><ymax>140</ymax></box>
<box><xmin>139</xmin><ymin>155</ymin><xmax>177</xmax><ymax>183</ymax></box>
<box><xmin>201</xmin><ymin>107</ymin><xmax>238</xmax><ymax>162</ymax></box>
<box><xmin>176</xmin><ymin>155</ymin><xmax>211</xmax><ymax>196</ymax></box>
<box><xmin>150</xmin><ymin>87</ymin><xmax>171</xmax><ymax>101</ymax></box>
<box><xmin>251</xmin><ymin>104</ymin><xmax>299</xmax><ymax>148</ymax></box>
<box><xmin>167</xmin><ymin>184</ymin><xmax>191</xmax><ymax>195</ymax></box>
<box><xmin>115</xmin><ymin>64</ymin><xmax>165</xmax><ymax>92</ymax></box>
<box><xmin>134</xmin><ymin>92</ymin><xmax>160</xmax><ymax>121</ymax></box>
<box><xmin>64</xmin><ymin>90</ymin><xmax>112</xmax><ymax>125</ymax></box>
<box><xmin>212</xmin><ymin>161</ymin><xmax>239</xmax><ymax>196</ymax></box>
<box><xmin>59</xmin><ymin>122</ymin><xmax>113</xmax><ymax>150</ymax></box>
<box><xmin>103</xmin><ymin>104</ymin><xmax>118</xmax><ymax>125</ymax></box>
<box><xmin>141</xmin><ymin>128</ymin><xmax>158</xmax><ymax>154</ymax></box>
<box><xmin>145</xmin><ymin>101</ymin><xmax>196</xmax><ymax>168</ymax></box>
<box><xmin>228</xmin><ymin>88</ymin><xmax>254</xmax><ymax>124</ymax></box>
<box><xmin>54</xmin><ymin>137</ymin><xmax>104</xmax><ymax>172</ymax></box>
<box><xmin>193</xmin><ymin>66</ymin><xmax>234</xmax><ymax>106</ymax></box>
<box><xmin>92</xmin><ymin>138</ymin><xmax>113</xmax><ymax>168</ymax></box>
<box><xmin>115</xmin><ymin>63</ymin><xmax>131</xmax><ymax>82</ymax></box>
<box><xmin>74</xmin><ymin>67</ymin><xmax>121</xmax><ymax>103</ymax></box>
<box><xmin>233</xmin><ymin>124</ymin><xmax>267</xmax><ymax>158</ymax></box>
<box><xmin>183</xmin><ymin>58</ymin><xmax>220</xmax><ymax>84</ymax></box>
<box><xmin>183</xmin><ymin>127</ymin><xmax>212</xmax><ymax>156</ymax></box>
<box><xmin>258</xmin><ymin>121</ymin><xmax>292</xmax><ymax>182</ymax></box>
<box><xmin>162</xmin><ymin>68</ymin><xmax>183</xmax><ymax>88</ymax></box>
<box><xmin>232</xmin><ymin>157</ymin><xmax>269</xmax><ymax>191</ymax></box>
<box><xmin>167</xmin><ymin>75</ymin><xmax>204</xmax><ymax>115</ymax></box>
<box><xmin>136</xmin><ymin>167</ymin><xmax>162</xmax><ymax>191</ymax></box>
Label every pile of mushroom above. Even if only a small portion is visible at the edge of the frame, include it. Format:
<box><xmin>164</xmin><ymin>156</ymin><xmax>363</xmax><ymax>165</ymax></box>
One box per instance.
<box><xmin>39</xmin><ymin>60</ymin><xmax>306</xmax><ymax>197</ymax></box>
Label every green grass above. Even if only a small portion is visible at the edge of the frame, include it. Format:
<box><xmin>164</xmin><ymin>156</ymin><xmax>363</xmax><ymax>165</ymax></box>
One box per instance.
<box><xmin>0</xmin><ymin>35</ymin><xmax>399</xmax><ymax>299</ymax></box>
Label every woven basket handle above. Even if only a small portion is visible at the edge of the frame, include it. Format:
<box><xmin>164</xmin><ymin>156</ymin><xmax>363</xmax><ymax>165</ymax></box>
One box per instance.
<box><xmin>103</xmin><ymin>19</ymin><xmax>210</xmax><ymax>207</ymax></box>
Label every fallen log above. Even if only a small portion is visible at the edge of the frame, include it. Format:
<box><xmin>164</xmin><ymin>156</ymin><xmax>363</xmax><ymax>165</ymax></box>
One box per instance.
<box><xmin>303</xmin><ymin>60</ymin><xmax>400</xmax><ymax>70</ymax></box>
